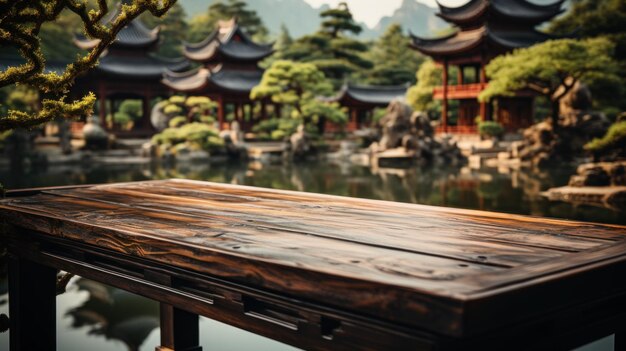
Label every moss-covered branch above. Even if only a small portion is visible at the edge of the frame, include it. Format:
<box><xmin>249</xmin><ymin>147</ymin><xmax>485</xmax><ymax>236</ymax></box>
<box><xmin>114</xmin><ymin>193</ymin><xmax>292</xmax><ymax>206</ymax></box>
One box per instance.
<box><xmin>0</xmin><ymin>0</ymin><xmax>177</xmax><ymax>131</ymax></box>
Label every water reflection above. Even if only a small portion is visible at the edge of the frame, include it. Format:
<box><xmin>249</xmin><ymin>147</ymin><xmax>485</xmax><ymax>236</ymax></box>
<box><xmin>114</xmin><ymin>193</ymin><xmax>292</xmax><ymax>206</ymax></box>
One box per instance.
<box><xmin>0</xmin><ymin>160</ymin><xmax>624</xmax><ymax>224</ymax></box>
<box><xmin>66</xmin><ymin>279</ymin><xmax>159</xmax><ymax>351</ymax></box>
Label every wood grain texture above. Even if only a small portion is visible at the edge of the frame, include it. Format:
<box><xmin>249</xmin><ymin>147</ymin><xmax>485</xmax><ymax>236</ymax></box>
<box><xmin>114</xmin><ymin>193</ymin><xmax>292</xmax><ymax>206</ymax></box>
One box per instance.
<box><xmin>1</xmin><ymin>179</ymin><xmax>626</xmax><ymax>338</ymax></box>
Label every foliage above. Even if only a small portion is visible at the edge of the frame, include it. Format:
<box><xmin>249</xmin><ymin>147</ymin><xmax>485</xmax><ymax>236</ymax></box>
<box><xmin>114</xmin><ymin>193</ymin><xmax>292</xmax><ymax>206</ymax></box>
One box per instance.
<box><xmin>0</xmin><ymin>0</ymin><xmax>178</xmax><ymax>131</ymax></box>
<box><xmin>141</xmin><ymin>3</ymin><xmax>188</xmax><ymax>58</ymax></box>
<box><xmin>585</xmin><ymin>120</ymin><xmax>626</xmax><ymax>153</ymax></box>
<box><xmin>282</xmin><ymin>2</ymin><xmax>371</xmax><ymax>85</ymax></box>
<box><xmin>359</xmin><ymin>24</ymin><xmax>424</xmax><ymax>86</ymax></box>
<box><xmin>264</xmin><ymin>24</ymin><xmax>293</xmax><ymax>67</ymax></box>
<box><xmin>406</xmin><ymin>60</ymin><xmax>442</xmax><ymax>114</ymax></box>
<box><xmin>549</xmin><ymin>0</ymin><xmax>626</xmax><ymax>110</ymax></box>
<box><xmin>152</xmin><ymin>122</ymin><xmax>223</xmax><ymax>152</ymax></box>
<box><xmin>159</xmin><ymin>95</ymin><xmax>218</xmax><ymax>124</ymax></box>
<box><xmin>251</xmin><ymin>60</ymin><xmax>346</xmax><ymax>131</ymax></box>
<box><xmin>187</xmin><ymin>0</ymin><xmax>269</xmax><ymax>42</ymax></box>
<box><xmin>479</xmin><ymin>38</ymin><xmax>620</xmax><ymax>127</ymax></box>
<box><xmin>168</xmin><ymin>116</ymin><xmax>187</xmax><ymax>128</ymax></box>
<box><xmin>113</xmin><ymin>99</ymin><xmax>142</xmax><ymax>125</ymax></box>
<box><xmin>478</xmin><ymin>121</ymin><xmax>505</xmax><ymax>139</ymax></box>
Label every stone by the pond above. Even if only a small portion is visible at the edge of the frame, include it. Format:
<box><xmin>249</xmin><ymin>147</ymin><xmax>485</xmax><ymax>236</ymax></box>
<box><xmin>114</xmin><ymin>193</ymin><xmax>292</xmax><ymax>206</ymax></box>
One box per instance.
<box><xmin>82</xmin><ymin>116</ymin><xmax>109</xmax><ymax>150</ymax></box>
<box><xmin>369</xmin><ymin>100</ymin><xmax>464</xmax><ymax>165</ymax></box>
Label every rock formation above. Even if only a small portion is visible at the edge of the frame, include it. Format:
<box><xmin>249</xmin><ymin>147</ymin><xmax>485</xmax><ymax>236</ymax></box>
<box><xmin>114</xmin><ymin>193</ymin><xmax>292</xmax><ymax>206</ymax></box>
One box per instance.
<box><xmin>82</xmin><ymin>116</ymin><xmax>109</xmax><ymax>150</ymax></box>
<box><xmin>507</xmin><ymin>82</ymin><xmax>610</xmax><ymax>169</ymax></box>
<box><xmin>369</xmin><ymin>99</ymin><xmax>464</xmax><ymax>165</ymax></box>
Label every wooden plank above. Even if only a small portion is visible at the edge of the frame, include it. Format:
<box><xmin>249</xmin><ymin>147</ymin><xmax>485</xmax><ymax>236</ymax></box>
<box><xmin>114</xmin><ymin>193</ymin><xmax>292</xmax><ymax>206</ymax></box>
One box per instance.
<box><xmin>41</xmin><ymin>187</ymin><xmax>573</xmax><ymax>268</ymax></box>
<box><xmin>78</xmin><ymin>180</ymin><xmax>621</xmax><ymax>246</ymax></box>
<box><xmin>8</xmin><ymin>254</ymin><xmax>57</xmax><ymax>351</ymax></box>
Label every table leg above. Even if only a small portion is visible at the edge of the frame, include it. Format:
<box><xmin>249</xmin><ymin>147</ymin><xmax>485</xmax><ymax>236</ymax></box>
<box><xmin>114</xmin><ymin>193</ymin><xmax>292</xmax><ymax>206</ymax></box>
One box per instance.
<box><xmin>616</xmin><ymin>331</ymin><xmax>625</xmax><ymax>351</ymax></box>
<box><xmin>157</xmin><ymin>303</ymin><xmax>202</xmax><ymax>351</ymax></box>
<box><xmin>8</xmin><ymin>255</ymin><xmax>57</xmax><ymax>351</ymax></box>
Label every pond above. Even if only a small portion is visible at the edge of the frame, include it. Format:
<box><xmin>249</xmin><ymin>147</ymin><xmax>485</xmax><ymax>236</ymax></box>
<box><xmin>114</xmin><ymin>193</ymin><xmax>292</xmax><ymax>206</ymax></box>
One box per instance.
<box><xmin>0</xmin><ymin>160</ymin><xmax>622</xmax><ymax>350</ymax></box>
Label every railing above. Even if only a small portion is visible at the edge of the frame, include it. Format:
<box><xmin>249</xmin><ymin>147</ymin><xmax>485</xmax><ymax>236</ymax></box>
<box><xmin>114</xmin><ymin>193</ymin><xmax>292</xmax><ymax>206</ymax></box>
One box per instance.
<box><xmin>436</xmin><ymin>125</ymin><xmax>478</xmax><ymax>134</ymax></box>
<box><xmin>433</xmin><ymin>83</ymin><xmax>486</xmax><ymax>99</ymax></box>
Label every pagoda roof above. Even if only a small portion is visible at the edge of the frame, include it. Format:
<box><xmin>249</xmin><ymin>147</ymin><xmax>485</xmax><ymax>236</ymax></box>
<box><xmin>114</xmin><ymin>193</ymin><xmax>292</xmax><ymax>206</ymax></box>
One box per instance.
<box><xmin>329</xmin><ymin>83</ymin><xmax>409</xmax><ymax>106</ymax></box>
<box><xmin>183</xmin><ymin>18</ymin><xmax>274</xmax><ymax>63</ymax></box>
<box><xmin>436</xmin><ymin>0</ymin><xmax>565</xmax><ymax>26</ymax></box>
<box><xmin>74</xmin><ymin>2</ymin><xmax>160</xmax><ymax>50</ymax></box>
<box><xmin>410</xmin><ymin>25</ymin><xmax>557</xmax><ymax>57</ymax></box>
<box><xmin>96</xmin><ymin>54</ymin><xmax>189</xmax><ymax>79</ymax></box>
<box><xmin>162</xmin><ymin>65</ymin><xmax>263</xmax><ymax>94</ymax></box>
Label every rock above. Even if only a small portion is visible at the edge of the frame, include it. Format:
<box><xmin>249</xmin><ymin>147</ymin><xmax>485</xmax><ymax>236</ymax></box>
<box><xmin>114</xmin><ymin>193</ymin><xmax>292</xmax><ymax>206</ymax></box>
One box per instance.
<box><xmin>82</xmin><ymin>116</ymin><xmax>109</xmax><ymax>150</ymax></box>
<box><xmin>289</xmin><ymin>124</ymin><xmax>313</xmax><ymax>160</ymax></box>
<box><xmin>610</xmin><ymin>164</ymin><xmax>626</xmax><ymax>186</ymax></box>
<box><xmin>506</xmin><ymin>82</ymin><xmax>609</xmax><ymax>170</ymax></box>
<box><xmin>369</xmin><ymin>100</ymin><xmax>464</xmax><ymax>164</ymax></box>
<box><xmin>141</xmin><ymin>142</ymin><xmax>157</xmax><ymax>158</ymax></box>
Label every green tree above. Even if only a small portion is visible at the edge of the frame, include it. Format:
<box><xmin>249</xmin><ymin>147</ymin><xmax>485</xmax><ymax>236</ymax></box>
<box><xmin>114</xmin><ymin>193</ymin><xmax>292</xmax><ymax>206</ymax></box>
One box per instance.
<box><xmin>479</xmin><ymin>38</ymin><xmax>620</xmax><ymax>130</ymax></box>
<box><xmin>251</xmin><ymin>60</ymin><xmax>346</xmax><ymax>130</ymax></box>
<box><xmin>188</xmin><ymin>0</ymin><xmax>269</xmax><ymax>42</ymax></box>
<box><xmin>141</xmin><ymin>3</ymin><xmax>188</xmax><ymax>58</ymax></box>
<box><xmin>549</xmin><ymin>0</ymin><xmax>626</xmax><ymax>111</ymax></box>
<box><xmin>283</xmin><ymin>2</ymin><xmax>371</xmax><ymax>86</ymax></box>
<box><xmin>361</xmin><ymin>24</ymin><xmax>424</xmax><ymax>85</ymax></box>
<box><xmin>0</xmin><ymin>0</ymin><xmax>178</xmax><ymax>131</ymax></box>
<box><xmin>406</xmin><ymin>60</ymin><xmax>441</xmax><ymax>114</ymax></box>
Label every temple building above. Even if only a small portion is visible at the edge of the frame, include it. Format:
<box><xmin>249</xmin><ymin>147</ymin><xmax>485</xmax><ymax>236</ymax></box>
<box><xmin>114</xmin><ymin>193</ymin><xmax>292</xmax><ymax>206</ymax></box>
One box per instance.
<box><xmin>72</xmin><ymin>2</ymin><xmax>189</xmax><ymax>136</ymax></box>
<box><xmin>326</xmin><ymin>83</ymin><xmax>409</xmax><ymax>131</ymax></box>
<box><xmin>410</xmin><ymin>0</ymin><xmax>565</xmax><ymax>134</ymax></box>
<box><xmin>162</xmin><ymin>18</ymin><xmax>274</xmax><ymax>130</ymax></box>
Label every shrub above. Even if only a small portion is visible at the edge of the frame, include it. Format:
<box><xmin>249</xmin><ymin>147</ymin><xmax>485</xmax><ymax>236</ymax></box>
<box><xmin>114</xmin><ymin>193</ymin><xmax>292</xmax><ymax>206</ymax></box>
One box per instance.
<box><xmin>585</xmin><ymin>121</ymin><xmax>626</xmax><ymax>153</ymax></box>
<box><xmin>152</xmin><ymin>122</ymin><xmax>222</xmax><ymax>151</ymax></box>
<box><xmin>168</xmin><ymin>116</ymin><xmax>187</xmax><ymax>128</ymax></box>
<box><xmin>478</xmin><ymin>121</ymin><xmax>505</xmax><ymax>138</ymax></box>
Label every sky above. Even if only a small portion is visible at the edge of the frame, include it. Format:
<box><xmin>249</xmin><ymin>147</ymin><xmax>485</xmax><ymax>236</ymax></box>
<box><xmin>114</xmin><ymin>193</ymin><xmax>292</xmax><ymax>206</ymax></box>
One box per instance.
<box><xmin>302</xmin><ymin>0</ymin><xmax>470</xmax><ymax>27</ymax></box>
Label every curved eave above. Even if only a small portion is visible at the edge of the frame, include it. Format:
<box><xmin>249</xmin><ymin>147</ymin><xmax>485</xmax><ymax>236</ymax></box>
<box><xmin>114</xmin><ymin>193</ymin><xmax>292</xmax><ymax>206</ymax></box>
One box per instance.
<box><xmin>410</xmin><ymin>28</ymin><xmax>485</xmax><ymax>57</ymax></box>
<box><xmin>491</xmin><ymin>0</ymin><xmax>565</xmax><ymax>23</ymax></box>
<box><xmin>345</xmin><ymin>87</ymin><xmax>408</xmax><ymax>106</ymax></box>
<box><xmin>96</xmin><ymin>55</ymin><xmax>190</xmax><ymax>80</ymax></box>
<box><xmin>208</xmin><ymin>67</ymin><xmax>264</xmax><ymax>94</ymax></box>
<box><xmin>487</xmin><ymin>29</ymin><xmax>559</xmax><ymax>50</ymax></box>
<box><xmin>436</xmin><ymin>0</ymin><xmax>488</xmax><ymax>24</ymax></box>
<box><xmin>162</xmin><ymin>68</ymin><xmax>211</xmax><ymax>92</ymax></box>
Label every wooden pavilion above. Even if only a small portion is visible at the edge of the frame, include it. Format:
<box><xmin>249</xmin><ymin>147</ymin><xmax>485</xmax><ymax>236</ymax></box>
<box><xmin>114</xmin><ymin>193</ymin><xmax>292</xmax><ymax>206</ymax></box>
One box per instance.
<box><xmin>72</xmin><ymin>1</ymin><xmax>189</xmax><ymax>136</ymax></box>
<box><xmin>326</xmin><ymin>83</ymin><xmax>409</xmax><ymax>131</ymax></box>
<box><xmin>162</xmin><ymin>18</ymin><xmax>275</xmax><ymax>131</ymax></box>
<box><xmin>410</xmin><ymin>0</ymin><xmax>565</xmax><ymax>134</ymax></box>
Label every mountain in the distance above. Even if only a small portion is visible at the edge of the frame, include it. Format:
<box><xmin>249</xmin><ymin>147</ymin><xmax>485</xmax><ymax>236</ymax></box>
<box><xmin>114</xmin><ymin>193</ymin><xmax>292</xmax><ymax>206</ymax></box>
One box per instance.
<box><xmin>177</xmin><ymin>0</ymin><xmax>570</xmax><ymax>41</ymax></box>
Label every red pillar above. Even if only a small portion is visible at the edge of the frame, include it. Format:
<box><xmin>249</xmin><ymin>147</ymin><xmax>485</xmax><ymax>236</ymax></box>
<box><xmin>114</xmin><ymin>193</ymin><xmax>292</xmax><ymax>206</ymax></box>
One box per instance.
<box><xmin>350</xmin><ymin>108</ymin><xmax>358</xmax><ymax>131</ymax></box>
<box><xmin>479</xmin><ymin>60</ymin><xmax>487</xmax><ymax>122</ymax></box>
<box><xmin>442</xmin><ymin>60</ymin><xmax>449</xmax><ymax>133</ymax></box>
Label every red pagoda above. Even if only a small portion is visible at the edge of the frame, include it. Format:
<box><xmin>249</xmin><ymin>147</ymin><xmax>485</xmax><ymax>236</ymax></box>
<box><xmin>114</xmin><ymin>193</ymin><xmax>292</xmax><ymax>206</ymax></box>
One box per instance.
<box><xmin>410</xmin><ymin>0</ymin><xmax>565</xmax><ymax>134</ymax></box>
<box><xmin>72</xmin><ymin>1</ymin><xmax>189</xmax><ymax>135</ymax></box>
<box><xmin>162</xmin><ymin>18</ymin><xmax>274</xmax><ymax>130</ymax></box>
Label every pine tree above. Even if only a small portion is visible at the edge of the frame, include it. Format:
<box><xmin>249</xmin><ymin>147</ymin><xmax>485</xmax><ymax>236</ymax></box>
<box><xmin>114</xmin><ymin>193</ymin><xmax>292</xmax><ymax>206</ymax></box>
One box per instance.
<box><xmin>361</xmin><ymin>24</ymin><xmax>424</xmax><ymax>86</ymax></box>
<box><xmin>142</xmin><ymin>3</ymin><xmax>188</xmax><ymax>58</ymax></box>
<box><xmin>188</xmin><ymin>0</ymin><xmax>269</xmax><ymax>42</ymax></box>
<box><xmin>283</xmin><ymin>2</ymin><xmax>372</xmax><ymax>87</ymax></box>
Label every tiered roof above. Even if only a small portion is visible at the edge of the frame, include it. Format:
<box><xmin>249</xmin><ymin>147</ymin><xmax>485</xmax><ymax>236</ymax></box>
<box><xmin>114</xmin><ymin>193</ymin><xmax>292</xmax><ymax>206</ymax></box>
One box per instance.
<box><xmin>182</xmin><ymin>18</ymin><xmax>274</xmax><ymax>64</ymax></box>
<box><xmin>164</xmin><ymin>18</ymin><xmax>273</xmax><ymax>95</ymax></box>
<box><xmin>412</xmin><ymin>0</ymin><xmax>565</xmax><ymax>60</ymax></box>
<box><xmin>162</xmin><ymin>65</ymin><xmax>264</xmax><ymax>94</ymax></box>
<box><xmin>436</xmin><ymin>0</ymin><xmax>565</xmax><ymax>28</ymax></box>
<box><xmin>328</xmin><ymin>83</ymin><xmax>409</xmax><ymax>106</ymax></box>
<box><xmin>74</xmin><ymin>1</ymin><xmax>189</xmax><ymax>79</ymax></box>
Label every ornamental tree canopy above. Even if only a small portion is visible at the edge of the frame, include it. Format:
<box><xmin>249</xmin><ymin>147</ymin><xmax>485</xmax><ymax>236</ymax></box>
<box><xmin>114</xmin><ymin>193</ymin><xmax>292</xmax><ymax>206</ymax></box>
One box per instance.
<box><xmin>251</xmin><ymin>60</ymin><xmax>346</xmax><ymax>126</ymax></box>
<box><xmin>0</xmin><ymin>0</ymin><xmax>178</xmax><ymax>131</ymax></box>
<box><xmin>479</xmin><ymin>38</ymin><xmax>620</xmax><ymax>127</ymax></box>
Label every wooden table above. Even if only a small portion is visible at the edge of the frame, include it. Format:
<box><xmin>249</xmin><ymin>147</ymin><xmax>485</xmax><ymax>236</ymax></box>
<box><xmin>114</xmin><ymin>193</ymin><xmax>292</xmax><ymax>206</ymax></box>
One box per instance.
<box><xmin>1</xmin><ymin>179</ymin><xmax>626</xmax><ymax>351</ymax></box>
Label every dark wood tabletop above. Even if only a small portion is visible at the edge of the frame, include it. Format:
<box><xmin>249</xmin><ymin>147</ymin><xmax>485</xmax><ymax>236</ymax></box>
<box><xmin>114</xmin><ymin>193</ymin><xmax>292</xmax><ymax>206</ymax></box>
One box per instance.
<box><xmin>1</xmin><ymin>179</ymin><xmax>626</xmax><ymax>340</ymax></box>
